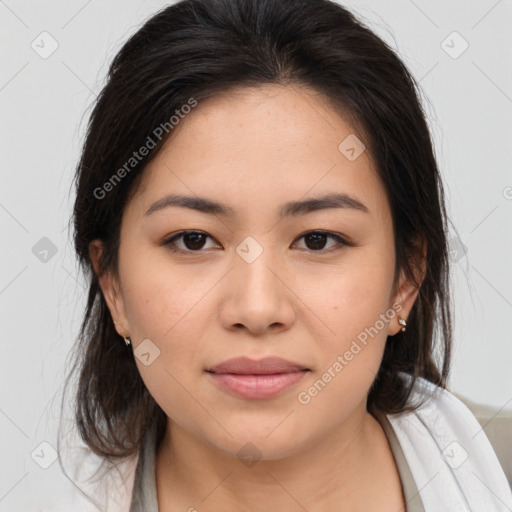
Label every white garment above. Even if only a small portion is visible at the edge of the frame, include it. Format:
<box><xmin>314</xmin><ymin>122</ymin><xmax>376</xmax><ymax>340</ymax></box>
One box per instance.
<box><xmin>389</xmin><ymin>375</ymin><xmax>512</xmax><ymax>511</ymax></box>
<box><xmin>27</xmin><ymin>375</ymin><xmax>512</xmax><ymax>511</ymax></box>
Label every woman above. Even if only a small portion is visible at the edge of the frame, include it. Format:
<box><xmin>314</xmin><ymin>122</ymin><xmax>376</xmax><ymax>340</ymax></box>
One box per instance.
<box><xmin>57</xmin><ymin>0</ymin><xmax>512</xmax><ymax>510</ymax></box>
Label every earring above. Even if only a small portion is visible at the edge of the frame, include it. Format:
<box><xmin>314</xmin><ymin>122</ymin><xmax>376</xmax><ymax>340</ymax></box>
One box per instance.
<box><xmin>114</xmin><ymin>320</ymin><xmax>132</xmax><ymax>346</ymax></box>
<box><xmin>398</xmin><ymin>317</ymin><xmax>407</xmax><ymax>332</ymax></box>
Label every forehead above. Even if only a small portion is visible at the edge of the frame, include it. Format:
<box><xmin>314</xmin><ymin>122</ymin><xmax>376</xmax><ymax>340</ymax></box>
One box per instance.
<box><xmin>128</xmin><ymin>84</ymin><xmax>389</xmax><ymax>223</ymax></box>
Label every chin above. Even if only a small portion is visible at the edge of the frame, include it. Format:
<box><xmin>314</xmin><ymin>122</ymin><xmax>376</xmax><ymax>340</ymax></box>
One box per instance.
<box><xmin>202</xmin><ymin>423</ymin><xmax>311</xmax><ymax>463</ymax></box>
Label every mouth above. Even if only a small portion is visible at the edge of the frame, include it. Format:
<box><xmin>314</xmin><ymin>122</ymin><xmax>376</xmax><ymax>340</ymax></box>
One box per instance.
<box><xmin>206</xmin><ymin>356</ymin><xmax>310</xmax><ymax>399</ymax></box>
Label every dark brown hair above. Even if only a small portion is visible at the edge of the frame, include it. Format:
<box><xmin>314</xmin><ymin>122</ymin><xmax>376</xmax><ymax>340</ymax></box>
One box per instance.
<box><xmin>65</xmin><ymin>0</ymin><xmax>453</xmax><ymax>460</ymax></box>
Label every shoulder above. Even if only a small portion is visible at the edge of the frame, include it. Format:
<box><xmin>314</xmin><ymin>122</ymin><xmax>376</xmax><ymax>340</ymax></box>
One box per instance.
<box><xmin>383</xmin><ymin>373</ymin><xmax>512</xmax><ymax>508</ymax></box>
<box><xmin>450</xmin><ymin>390</ymin><xmax>512</xmax><ymax>488</ymax></box>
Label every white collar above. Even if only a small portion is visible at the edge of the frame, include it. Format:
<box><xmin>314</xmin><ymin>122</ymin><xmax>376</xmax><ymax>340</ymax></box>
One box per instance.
<box><xmin>386</xmin><ymin>374</ymin><xmax>512</xmax><ymax>511</ymax></box>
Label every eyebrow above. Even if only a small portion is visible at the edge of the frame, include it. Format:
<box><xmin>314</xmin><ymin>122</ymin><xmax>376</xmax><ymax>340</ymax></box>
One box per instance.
<box><xmin>144</xmin><ymin>192</ymin><xmax>369</xmax><ymax>218</ymax></box>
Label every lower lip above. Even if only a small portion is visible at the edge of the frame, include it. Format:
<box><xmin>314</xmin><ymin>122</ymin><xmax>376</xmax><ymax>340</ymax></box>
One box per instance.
<box><xmin>207</xmin><ymin>370</ymin><xmax>308</xmax><ymax>399</ymax></box>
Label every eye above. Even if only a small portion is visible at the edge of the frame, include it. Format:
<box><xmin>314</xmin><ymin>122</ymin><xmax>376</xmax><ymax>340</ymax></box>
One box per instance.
<box><xmin>293</xmin><ymin>230</ymin><xmax>351</xmax><ymax>252</ymax></box>
<box><xmin>163</xmin><ymin>229</ymin><xmax>352</xmax><ymax>254</ymax></box>
<box><xmin>163</xmin><ymin>231</ymin><xmax>220</xmax><ymax>252</ymax></box>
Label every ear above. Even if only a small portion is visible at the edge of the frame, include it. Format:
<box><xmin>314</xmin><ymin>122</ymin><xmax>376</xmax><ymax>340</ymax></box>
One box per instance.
<box><xmin>89</xmin><ymin>240</ymin><xmax>131</xmax><ymax>338</ymax></box>
<box><xmin>388</xmin><ymin>235</ymin><xmax>427</xmax><ymax>336</ymax></box>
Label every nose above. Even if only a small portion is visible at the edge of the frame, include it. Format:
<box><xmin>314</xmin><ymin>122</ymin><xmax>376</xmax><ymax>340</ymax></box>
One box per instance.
<box><xmin>218</xmin><ymin>242</ymin><xmax>296</xmax><ymax>336</ymax></box>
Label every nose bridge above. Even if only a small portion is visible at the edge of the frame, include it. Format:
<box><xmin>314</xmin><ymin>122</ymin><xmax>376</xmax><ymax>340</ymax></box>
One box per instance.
<box><xmin>234</xmin><ymin>234</ymin><xmax>281</xmax><ymax>295</ymax></box>
<box><xmin>219</xmin><ymin>233</ymin><xmax>295</xmax><ymax>333</ymax></box>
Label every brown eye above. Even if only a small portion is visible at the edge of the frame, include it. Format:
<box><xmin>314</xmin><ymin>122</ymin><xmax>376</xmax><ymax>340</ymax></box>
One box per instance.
<box><xmin>163</xmin><ymin>231</ymin><xmax>220</xmax><ymax>252</ymax></box>
<box><xmin>182</xmin><ymin>232</ymin><xmax>208</xmax><ymax>250</ymax></box>
<box><xmin>294</xmin><ymin>231</ymin><xmax>351</xmax><ymax>252</ymax></box>
<box><xmin>304</xmin><ymin>232</ymin><xmax>329</xmax><ymax>250</ymax></box>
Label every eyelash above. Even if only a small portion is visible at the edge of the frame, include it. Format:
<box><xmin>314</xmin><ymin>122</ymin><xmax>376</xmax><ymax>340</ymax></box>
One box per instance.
<box><xmin>162</xmin><ymin>230</ymin><xmax>353</xmax><ymax>254</ymax></box>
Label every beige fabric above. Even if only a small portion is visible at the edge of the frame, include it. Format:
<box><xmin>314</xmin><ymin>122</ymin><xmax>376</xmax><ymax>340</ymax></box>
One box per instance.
<box><xmin>374</xmin><ymin>410</ymin><xmax>426</xmax><ymax>511</ymax></box>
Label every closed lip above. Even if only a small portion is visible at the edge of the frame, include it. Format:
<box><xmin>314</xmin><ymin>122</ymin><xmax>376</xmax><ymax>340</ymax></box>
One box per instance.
<box><xmin>206</xmin><ymin>356</ymin><xmax>310</xmax><ymax>375</ymax></box>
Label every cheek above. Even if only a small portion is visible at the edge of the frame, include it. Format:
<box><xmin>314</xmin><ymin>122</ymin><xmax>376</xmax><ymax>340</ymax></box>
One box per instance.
<box><xmin>298</xmin><ymin>247</ymin><xmax>396</xmax><ymax>411</ymax></box>
<box><xmin>120</xmin><ymin>251</ymin><xmax>209</xmax><ymax>339</ymax></box>
<box><xmin>307</xmin><ymin>249</ymin><xmax>395</xmax><ymax>344</ymax></box>
<box><xmin>117</xmin><ymin>260</ymin><xmax>210</xmax><ymax>401</ymax></box>
<box><xmin>122</xmin><ymin>266</ymin><xmax>212</xmax><ymax>422</ymax></box>
<box><xmin>295</xmin><ymin>279</ymin><xmax>393</xmax><ymax>426</ymax></box>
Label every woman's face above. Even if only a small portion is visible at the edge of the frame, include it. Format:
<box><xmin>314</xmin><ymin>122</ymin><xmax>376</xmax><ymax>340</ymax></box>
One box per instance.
<box><xmin>94</xmin><ymin>84</ymin><xmax>418</xmax><ymax>460</ymax></box>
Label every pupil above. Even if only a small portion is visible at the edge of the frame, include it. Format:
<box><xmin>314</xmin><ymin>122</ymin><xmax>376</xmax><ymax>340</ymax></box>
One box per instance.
<box><xmin>306</xmin><ymin>232</ymin><xmax>326</xmax><ymax>250</ymax></box>
<box><xmin>185</xmin><ymin>233</ymin><xmax>206</xmax><ymax>250</ymax></box>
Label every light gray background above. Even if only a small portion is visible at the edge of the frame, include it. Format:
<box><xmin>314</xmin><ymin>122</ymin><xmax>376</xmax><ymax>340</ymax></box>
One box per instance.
<box><xmin>1</xmin><ymin>0</ymin><xmax>511</xmax><ymax>509</ymax></box>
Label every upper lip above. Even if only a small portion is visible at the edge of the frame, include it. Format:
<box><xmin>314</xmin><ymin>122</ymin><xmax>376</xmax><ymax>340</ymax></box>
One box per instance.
<box><xmin>207</xmin><ymin>357</ymin><xmax>309</xmax><ymax>375</ymax></box>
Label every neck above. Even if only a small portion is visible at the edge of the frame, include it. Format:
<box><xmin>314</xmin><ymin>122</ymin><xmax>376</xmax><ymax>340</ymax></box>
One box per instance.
<box><xmin>155</xmin><ymin>406</ymin><xmax>403</xmax><ymax>511</ymax></box>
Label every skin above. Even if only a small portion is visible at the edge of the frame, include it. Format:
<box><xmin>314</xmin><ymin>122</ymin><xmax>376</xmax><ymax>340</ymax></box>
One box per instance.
<box><xmin>90</xmin><ymin>84</ymin><xmax>424</xmax><ymax>511</ymax></box>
